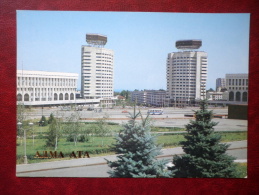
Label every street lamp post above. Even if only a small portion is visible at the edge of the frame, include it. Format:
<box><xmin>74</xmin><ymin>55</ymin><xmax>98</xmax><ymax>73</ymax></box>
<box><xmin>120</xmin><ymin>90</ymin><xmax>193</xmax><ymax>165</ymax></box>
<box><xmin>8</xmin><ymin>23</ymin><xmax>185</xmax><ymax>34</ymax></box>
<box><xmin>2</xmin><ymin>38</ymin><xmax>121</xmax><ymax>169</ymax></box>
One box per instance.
<box><xmin>29</xmin><ymin>122</ymin><xmax>34</xmax><ymax>147</ymax></box>
<box><xmin>55</xmin><ymin>117</ymin><xmax>60</xmax><ymax>151</ymax></box>
<box><xmin>17</xmin><ymin>122</ymin><xmax>33</xmax><ymax>164</ymax></box>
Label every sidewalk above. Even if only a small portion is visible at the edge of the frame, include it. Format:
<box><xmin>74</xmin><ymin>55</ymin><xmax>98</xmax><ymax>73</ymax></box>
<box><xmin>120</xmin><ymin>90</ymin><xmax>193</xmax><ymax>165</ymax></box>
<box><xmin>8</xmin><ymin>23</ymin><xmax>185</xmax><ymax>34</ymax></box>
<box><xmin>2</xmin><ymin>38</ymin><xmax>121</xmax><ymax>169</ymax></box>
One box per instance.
<box><xmin>16</xmin><ymin>140</ymin><xmax>247</xmax><ymax>174</ymax></box>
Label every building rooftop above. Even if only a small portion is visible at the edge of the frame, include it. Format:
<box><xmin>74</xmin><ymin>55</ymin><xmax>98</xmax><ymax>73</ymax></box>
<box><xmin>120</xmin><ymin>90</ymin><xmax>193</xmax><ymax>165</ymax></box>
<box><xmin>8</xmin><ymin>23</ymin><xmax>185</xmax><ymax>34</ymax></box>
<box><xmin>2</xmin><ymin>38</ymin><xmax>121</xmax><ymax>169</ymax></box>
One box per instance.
<box><xmin>86</xmin><ymin>34</ymin><xmax>107</xmax><ymax>46</ymax></box>
<box><xmin>176</xmin><ymin>40</ymin><xmax>202</xmax><ymax>50</ymax></box>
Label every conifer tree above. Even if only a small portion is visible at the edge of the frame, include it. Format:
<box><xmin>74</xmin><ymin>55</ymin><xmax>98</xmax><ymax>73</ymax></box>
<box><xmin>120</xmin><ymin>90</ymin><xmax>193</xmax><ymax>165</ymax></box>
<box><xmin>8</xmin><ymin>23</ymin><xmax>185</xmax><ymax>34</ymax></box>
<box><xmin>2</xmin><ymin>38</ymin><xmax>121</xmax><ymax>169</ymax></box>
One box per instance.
<box><xmin>39</xmin><ymin>115</ymin><xmax>48</xmax><ymax>126</ymax></box>
<box><xmin>170</xmin><ymin>100</ymin><xmax>237</xmax><ymax>178</ymax></box>
<box><xmin>106</xmin><ymin>107</ymin><xmax>172</xmax><ymax>178</ymax></box>
<box><xmin>48</xmin><ymin>113</ymin><xmax>55</xmax><ymax>124</ymax></box>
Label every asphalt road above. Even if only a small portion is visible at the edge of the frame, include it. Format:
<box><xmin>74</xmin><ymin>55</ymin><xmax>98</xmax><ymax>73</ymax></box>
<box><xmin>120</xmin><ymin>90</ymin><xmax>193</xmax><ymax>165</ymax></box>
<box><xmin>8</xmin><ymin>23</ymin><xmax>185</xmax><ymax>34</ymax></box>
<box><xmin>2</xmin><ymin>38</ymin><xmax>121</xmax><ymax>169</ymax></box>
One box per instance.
<box><xmin>27</xmin><ymin>107</ymin><xmax>247</xmax><ymax>131</ymax></box>
<box><xmin>27</xmin><ymin>106</ymin><xmax>229</xmax><ymax>119</ymax></box>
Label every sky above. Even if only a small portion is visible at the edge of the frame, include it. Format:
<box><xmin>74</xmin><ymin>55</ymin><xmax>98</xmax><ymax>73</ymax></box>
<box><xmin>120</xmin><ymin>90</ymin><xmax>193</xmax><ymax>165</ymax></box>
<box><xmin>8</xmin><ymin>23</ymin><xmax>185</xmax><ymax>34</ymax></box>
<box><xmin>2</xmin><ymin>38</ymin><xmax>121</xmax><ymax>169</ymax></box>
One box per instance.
<box><xmin>17</xmin><ymin>11</ymin><xmax>250</xmax><ymax>91</ymax></box>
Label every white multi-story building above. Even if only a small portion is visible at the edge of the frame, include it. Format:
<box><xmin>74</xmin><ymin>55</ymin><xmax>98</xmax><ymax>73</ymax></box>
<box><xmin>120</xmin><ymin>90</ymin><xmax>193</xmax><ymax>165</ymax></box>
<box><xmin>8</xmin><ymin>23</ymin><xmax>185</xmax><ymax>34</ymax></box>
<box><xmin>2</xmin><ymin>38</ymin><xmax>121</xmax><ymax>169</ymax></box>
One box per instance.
<box><xmin>206</xmin><ymin>91</ymin><xmax>228</xmax><ymax>101</ymax></box>
<box><xmin>131</xmin><ymin>90</ymin><xmax>166</xmax><ymax>107</ymax></box>
<box><xmin>166</xmin><ymin>40</ymin><xmax>207</xmax><ymax>106</ymax></box>
<box><xmin>81</xmin><ymin>34</ymin><xmax>114</xmax><ymax>100</ymax></box>
<box><xmin>146</xmin><ymin>90</ymin><xmax>166</xmax><ymax>107</ymax></box>
<box><xmin>226</xmin><ymin>73</ymin><xmax>248</xmax><ymax>102</ymax></box>
<box><xmin>17</xmin><ymin>70</ymin><xmax>78</xmax><ymax>106</ymax></box>
<box><xmin>131</xmin><ymin>90</ymin><xmax>147</xmax><ymax>105</ymax></box>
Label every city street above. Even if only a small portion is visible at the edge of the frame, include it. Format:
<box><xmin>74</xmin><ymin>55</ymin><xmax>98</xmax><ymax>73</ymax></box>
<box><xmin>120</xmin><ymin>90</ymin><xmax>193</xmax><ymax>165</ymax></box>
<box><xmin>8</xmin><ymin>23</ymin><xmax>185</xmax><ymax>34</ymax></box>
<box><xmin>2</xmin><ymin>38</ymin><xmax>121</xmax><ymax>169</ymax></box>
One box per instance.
<box><xmin>26</xmin><ymin>106</ymin><xmax>248</xmax><ymax>131</ymax></box>
<box><xmin>16</xmin><ymin>141</ymin><xmax>247</xmax><ymax>177</ymax></box>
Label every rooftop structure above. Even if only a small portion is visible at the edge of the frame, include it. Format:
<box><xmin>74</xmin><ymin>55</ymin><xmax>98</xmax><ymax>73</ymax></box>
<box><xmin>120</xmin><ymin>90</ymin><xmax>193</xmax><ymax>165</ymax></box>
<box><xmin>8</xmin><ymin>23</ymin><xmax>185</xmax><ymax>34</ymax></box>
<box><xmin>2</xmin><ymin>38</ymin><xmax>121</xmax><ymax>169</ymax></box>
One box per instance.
<box><xmin>86</xmin><ymin>34</ymin><xmax>107</xmax><ymax>47</ymax></box>
<box><xmin>176</xmin><ymin>40</ymin><xmax>202</xmax><ymax>50</ymax></box>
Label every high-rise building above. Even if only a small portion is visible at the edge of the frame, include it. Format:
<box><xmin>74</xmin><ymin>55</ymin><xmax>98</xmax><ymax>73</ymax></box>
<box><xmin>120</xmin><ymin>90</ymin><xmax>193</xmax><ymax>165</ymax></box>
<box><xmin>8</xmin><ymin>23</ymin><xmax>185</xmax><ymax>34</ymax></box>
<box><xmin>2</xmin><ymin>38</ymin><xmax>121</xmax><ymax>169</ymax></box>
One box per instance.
<box><xmin>166</xmin><ymin>40</ymin><xmax>208</xmax><ymax>106</ymax></box>
<box><xmin>81</xmin><ymin>34</ymin><xmax>114</xmax><ymax>99</ymax></box>
<box><xmin>216</xmin><ymin>78</ymin><xmax>226</xmax><ymax>91</ymax></box>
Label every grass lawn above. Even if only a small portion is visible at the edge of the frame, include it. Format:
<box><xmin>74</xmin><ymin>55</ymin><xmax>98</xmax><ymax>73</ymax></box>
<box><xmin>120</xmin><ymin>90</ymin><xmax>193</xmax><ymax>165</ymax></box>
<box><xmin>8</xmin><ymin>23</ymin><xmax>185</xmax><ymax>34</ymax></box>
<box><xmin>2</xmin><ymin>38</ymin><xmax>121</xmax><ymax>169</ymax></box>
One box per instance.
<box><xmin>17</xmin><ymin>127</ymin><xmax>247</xmax><ymax>164</ymax></box>
<box><xmin>235</xmin><ymin>163</ymin><xmax>247</xmax><ymax>178</ymax></box>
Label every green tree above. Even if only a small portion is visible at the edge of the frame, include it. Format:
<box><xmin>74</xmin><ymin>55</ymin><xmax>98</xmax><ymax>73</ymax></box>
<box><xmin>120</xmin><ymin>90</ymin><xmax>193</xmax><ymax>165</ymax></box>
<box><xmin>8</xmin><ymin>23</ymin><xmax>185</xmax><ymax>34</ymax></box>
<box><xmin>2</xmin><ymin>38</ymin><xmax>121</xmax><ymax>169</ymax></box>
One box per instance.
<box><xmin>39</xmin><ymin>115</ymin><xmax>48</xmax><ymax>126</ymax></box>
<box><xmin>206</xmin><ymin>88</ymin><xmax>214</xmax><ymax>92</ymax></box>
<box><xmin>80</xmin><ymin>123</ymin><xmax>95</xmax><ymax>143</ymax></box>
<box><xmin>17</xmin><ymin>104</ymin><xmax>33</xmax><ymax>145</ymax></box>
<box><xmin>17</xmin><ymin>103</ymin><xmax>27</xmax><ymax>138</ymax></box>
<box><xmin>48</xmin><ymin>113</ymin><xmax>55</xmax><ymax>124</ymax></box>
<box><xmin>94</xmin><ymin>114</ymin><xmax>111</xmax><ymax>146</ymax></box>
<box><xmin>170</xmin><ymin>100</ymin><xmax>237</xmax><ymax>178</ymax></box>
<box><xmin>120</xmin><ymin>90</ymin><xmax>130</xmax><ymax>100</ymax></box>
<box><xmin>45</xmin><ymin>115</ymin><xmax>62</xmax><ymax>150</ymax></box>
<box><xmin>106</xmin><ymin>107</ymin><xmax>172</xmax><ymax>178</ymax></box>
<box><xmin>64</xmin><ymin>111</ymin><xmax>82</xmax><ymax>146</ymax></box>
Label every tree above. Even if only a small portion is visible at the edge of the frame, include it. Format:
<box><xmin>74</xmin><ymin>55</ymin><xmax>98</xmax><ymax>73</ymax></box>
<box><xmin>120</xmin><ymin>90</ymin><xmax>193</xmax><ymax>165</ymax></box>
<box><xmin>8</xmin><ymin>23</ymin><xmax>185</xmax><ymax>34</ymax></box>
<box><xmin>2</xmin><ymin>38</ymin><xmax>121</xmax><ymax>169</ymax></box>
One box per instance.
<box><xmin>120</xmin><ymin>90</ymin><xmax>130</xmax><ymax>100</ymax></box>
<box><xmin>80</xmin><ymin>124</ymin><xmax>94</xmax><ymax>143</ymax></box>
<box><xmin>39</xmin><ymin>115</ymin><xmax>48</xmax><ymax>126</ymax></box>
<box><xmin>206</xmin><ymin>88</ymin><xmax>214</xmax><ymax>92</ymax></box>
<box><xmin>17</xmin><ymin>103</ymin><xmax>27</xmax><ymax>138</ymax></box>
<box><xmin>48</xmin><ymin>113</ymin><xmax>55</xmax><ymax>124</ymax></box>
<box><xmin>94</xmin><ymin>114</ymin><xmax>111</xmax><ymax>146</ymax></box>
<box><xmin>169</xmin><ymin>100</ymin><xmax>237</xmax><ymax>178</ymax></box>
<box><xmin>63</xmin><ymin>111</ymin><xmax>82</xmax><ymax>146</ymax></box>
<box><xmin>45</xmin><ymin>114</ymin><xmax>62</xmax><ymax>150</ymax></box>
<box><xmin>46</xmin><ymin>118</ymin><xmax>57</xmax><ymax>148</ymax></box>
<box><xmin>17</xmin><ymin>103</ymin><xmax>33</xmax><ymax>145</ymax></box>
<box><xmin>106</xmin><ymin>107</ymin><xmax>172</xmax><ymax>178</ymax></box>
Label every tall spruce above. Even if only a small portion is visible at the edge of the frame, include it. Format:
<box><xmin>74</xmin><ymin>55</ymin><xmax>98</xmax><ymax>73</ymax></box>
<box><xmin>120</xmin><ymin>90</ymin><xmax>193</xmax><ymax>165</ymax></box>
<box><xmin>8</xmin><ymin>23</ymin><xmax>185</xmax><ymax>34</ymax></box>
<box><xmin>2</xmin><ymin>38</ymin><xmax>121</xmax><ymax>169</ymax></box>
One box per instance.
<box><xmin>170</xmin><ymin>100</ymin><xmax>237</xmax><ymax>178</ymax></box>
<box><xmin>106</xmin><ymin>107</ymin><xmax>172</xmax><ymax>178</ymax></box>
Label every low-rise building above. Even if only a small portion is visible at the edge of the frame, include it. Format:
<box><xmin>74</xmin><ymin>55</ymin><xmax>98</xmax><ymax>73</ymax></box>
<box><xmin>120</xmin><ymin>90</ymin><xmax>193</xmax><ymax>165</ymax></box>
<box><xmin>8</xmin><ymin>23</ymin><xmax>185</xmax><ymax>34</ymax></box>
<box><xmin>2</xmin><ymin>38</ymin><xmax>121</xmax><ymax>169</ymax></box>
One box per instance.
<box><xmin>17</xmin><ymin>70</ymin><xmax>78</xmax><ymax>106</ymax></box>
<box><xmin>225</xmin><ymin>73</ymin><xmax>248</xmax><ymax>102</ymax></box>
<box><xmin>206</xmin><ymin>90</ymin><xmax>228</xmax><ymax>101</ymax></box>
<box><xmin>131</xmin><ymin>90</ymin><xmax>166</xmax><ymax>107</ymax></box>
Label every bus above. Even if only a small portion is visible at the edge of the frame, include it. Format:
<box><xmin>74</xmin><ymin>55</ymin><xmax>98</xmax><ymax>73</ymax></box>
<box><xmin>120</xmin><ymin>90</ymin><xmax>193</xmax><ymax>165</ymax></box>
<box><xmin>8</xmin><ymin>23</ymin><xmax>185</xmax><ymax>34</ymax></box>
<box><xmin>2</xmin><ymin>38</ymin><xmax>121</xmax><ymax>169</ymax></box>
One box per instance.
<box><xmin>147</xmin><ymin>109</ymin><xmax>163</xmax><ymax>115</ymax></box>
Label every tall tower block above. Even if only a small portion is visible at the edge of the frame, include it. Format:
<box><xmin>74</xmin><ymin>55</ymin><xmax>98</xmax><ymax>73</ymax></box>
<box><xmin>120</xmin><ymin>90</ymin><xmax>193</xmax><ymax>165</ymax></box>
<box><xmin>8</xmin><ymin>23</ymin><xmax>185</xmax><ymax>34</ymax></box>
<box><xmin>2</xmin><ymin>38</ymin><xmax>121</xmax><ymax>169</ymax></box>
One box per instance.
<box><xmin>81</xmin><ymin>34</ymin><xmax>114</xmax><ymax>99</ymax></box>
<box><xmin>166</xmin><ymin>40</ymin><xmax>208</xmax><ymax>106</ymax></box>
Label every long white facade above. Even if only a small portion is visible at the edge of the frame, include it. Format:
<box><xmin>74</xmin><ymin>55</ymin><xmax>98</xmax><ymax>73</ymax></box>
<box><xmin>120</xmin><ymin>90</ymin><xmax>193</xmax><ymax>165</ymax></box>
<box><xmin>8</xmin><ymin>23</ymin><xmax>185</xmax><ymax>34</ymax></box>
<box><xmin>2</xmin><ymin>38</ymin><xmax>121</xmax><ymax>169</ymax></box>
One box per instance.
<box><xmin>17</xmin><ymin>70</ymin><xmax>78</xmax><ymax>105</ymax></box>
<box><xmin>81</xmin><ymin>46</ymin><xmax>114</xmax><ymax>99</ymax></box>
<box><xmin>166</xmin><ymin>51</ymin><xmax>208</xmax><ymax>106</ymax></box>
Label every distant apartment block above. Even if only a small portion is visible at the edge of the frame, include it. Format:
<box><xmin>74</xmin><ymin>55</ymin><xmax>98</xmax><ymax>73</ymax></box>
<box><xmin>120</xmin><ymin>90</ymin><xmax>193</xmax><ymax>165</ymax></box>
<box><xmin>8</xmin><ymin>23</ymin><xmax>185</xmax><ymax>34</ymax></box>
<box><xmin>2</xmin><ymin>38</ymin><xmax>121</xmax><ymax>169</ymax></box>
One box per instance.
<box><xmin>131</xmin><ymin>90</ymin><xmax>166</xmax><ymax>107</ymax></box>
<box><xmin>17</xmin><ymin>70</ymin><xmax>78</xmax><ymax>106</ymax></box>
<box><xmin>131</xmin><ymin>90</ymin><xmax>147</xmax><ymax>105</ymax></box>
<box><xmin>216</xmin><ymin>78</ymin><xmax>226</xmax><ymax>91</ymax></box>
<box><xmin>226</xmin><ymin>73</ymin><xmax>248</xmax><ymax>102</ymax></box>
<box><xmin>166</xmin><ymin>40</ymin><xmax>207</xmax><ymax>106</ymax></box>
<box><xmin>81</xmin><ymin>34</ymin><xmax>114</xmax><ymax>100</ymax></box>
